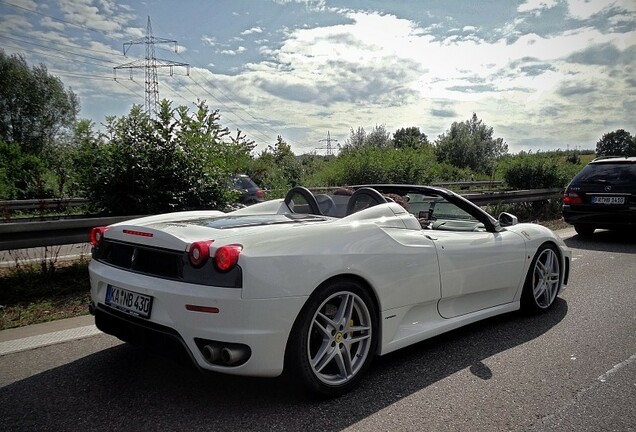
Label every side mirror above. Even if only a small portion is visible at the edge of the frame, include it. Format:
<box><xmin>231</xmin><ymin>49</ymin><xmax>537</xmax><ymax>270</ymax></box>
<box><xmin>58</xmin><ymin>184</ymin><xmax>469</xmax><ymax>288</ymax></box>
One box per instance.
<box><xmin>498</xmin><ymin>212</ymin><xmax>518</xmax><ymax>227</ymax></box>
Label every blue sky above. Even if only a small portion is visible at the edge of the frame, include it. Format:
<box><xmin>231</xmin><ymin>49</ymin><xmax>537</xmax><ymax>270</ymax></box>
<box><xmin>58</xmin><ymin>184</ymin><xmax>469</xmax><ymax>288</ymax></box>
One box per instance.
<box><xmin>1</xmin><ymin>0</ymin><xmax>634</xmax><ymax>154</ymax></box>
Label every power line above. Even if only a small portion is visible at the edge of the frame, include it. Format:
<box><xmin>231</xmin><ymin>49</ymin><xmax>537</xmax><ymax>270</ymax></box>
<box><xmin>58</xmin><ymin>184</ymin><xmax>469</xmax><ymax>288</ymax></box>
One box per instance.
<box><xmin>0</xmin><ymin>33</ymin><xmax>117</xmax><ymax>64</ymax></box>
<box><xmin>0</xmin><ymin>28</ymin><xmax>126</xmax><ymax>58</ymax></box>
<box><xmin>0</xmin><ymin>0</ymin><xmax>135</xmax><ymax>39</ymax></box>
<box><xmin>0</xmin><ymin>41</ymin><xmax>114</xmax><ymax>69</ymax></box>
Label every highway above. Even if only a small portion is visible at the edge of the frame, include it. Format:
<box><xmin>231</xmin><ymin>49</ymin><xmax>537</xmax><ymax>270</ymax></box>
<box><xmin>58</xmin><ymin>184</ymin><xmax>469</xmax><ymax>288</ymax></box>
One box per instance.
<box><xmin>0</xmin><ymin>228</ymin><xmax>634</xmax><ymax>431</ymax></box>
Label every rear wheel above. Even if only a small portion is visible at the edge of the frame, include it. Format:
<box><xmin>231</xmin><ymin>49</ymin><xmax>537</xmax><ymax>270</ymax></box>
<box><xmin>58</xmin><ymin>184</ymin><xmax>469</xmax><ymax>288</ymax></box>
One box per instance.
<box><xmin>574</xmin><ymin>225</ymin><xmax>595</xmax><ymax>236</ymax></box>
<box><xmin>521</xmin><ymin>244</ymin><xmax>562</xmax><ymax>313</ymax></box>
<box><xmin>286</xmin><ymin>280</ymin><xmax>378</xmax><ymax>397</ymax></box>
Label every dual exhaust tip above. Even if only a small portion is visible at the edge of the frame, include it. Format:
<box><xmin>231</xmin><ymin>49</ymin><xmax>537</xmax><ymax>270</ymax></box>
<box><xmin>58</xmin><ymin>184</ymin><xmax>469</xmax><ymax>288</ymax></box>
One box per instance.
<box><xmin>201</xmin><ymin>342</ymin><xmax>251</xmax><ymax>366</ymax></box>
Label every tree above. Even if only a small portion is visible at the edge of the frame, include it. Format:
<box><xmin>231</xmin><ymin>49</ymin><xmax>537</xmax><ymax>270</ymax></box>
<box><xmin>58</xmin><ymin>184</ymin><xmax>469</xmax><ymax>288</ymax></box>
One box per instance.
<box><xmin>393</xmin><ymin>127</ymin><xmax>430</xmax><ymax>149</ymax></box>
<box><xmin>341</xmin><ymin>127</ymin><xmax>367</xmax><ymax>152</ymax></box>
<box><xmin>0</xmin><ymin>139</ymin><xmax>51</xmax><ymax>199</ymax></box>
<box><xmin>596</xmin><ymin>129</ymin><xmax>635</xmax><ymax>156</ymax></box>
<box><xmin>82</xmin><ymin>100</ymin><xmax>250</xmax><ymax>215</ymax></box>
<box><xmin>249</xmin><ymin>136</ymin><xmax>301</xmax><ymax>194</ymax></box>
<box><xmin>0</xmin><ymin>50</ymin><xmax>79</xmax><ymax>155</ymax></box>
<box><xmin>341</xmin><ymin>124</ymin><xmax>392</xmax><ymax>152</ymax></box>
<box><xmin>365</xmin><ymin>124</ymin><xmax>392</xmax><ymax>148</ymax></box>
<box><xmin>435</xmin><ymin>113</ymin><xmax>508</xmax><ymax>174</ymax></box>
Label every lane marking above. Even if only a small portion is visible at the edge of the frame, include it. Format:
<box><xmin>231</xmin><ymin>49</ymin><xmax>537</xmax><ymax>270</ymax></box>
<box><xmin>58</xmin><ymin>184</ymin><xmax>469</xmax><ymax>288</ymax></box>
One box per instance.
<box><xmin>598</xmin><ymin>353</ymin><xmax>636</xmax><ymax>383</ymax></box>
<box><xmin>0</xmin><ymin>325</ymin><xmax>101</xmax><ymax>356</ymax></box>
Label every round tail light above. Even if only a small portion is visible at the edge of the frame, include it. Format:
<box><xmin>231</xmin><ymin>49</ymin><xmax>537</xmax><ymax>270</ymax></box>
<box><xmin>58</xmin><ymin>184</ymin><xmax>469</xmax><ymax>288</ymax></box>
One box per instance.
<box><xmin>215</xmin><ymin>245</ymin><xmax>243</xmax><ymax>272</ymax></box>
<box><xmin>188</xmin><ymin>240</ymin><xmax>214</xmax><ymax>267</ymax></box>
<box><xmin>90</xmin><ymin>227</ymin><xmax>108</xmax><ymax>246</ymax></box>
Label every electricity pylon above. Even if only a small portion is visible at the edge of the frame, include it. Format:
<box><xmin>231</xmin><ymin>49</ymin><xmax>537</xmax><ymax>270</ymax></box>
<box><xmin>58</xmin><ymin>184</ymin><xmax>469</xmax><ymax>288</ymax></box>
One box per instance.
<box><xmin>317</xmin><ymin>131</ymin><xmax>338</xmax><ymax>156</ymax></box>
<box><xmin>114</xmin><ymin>16</ymin><xmax>189</xmax><ymax>117</ymax></box>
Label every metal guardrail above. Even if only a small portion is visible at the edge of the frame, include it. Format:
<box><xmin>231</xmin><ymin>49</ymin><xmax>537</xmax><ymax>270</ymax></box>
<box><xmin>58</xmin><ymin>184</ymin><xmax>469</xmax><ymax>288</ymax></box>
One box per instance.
<box><xmin>0</xmin><ymin>216</ymin><xmax>138</xmax><ymax>251</ymax></box>
<box><xmin>463</xmin><ymin>188</ymin><xmax>563</xmax><ymax>205</ymax></box>
<box><xmin>0</xmin><ymin>188</ymin><xmax>563</xmax><ymax>251</ymax></box>
<box><xmin>1</xmin><ymin>198</ymin><xmax>88</xmax><ymax>212</ymax></box>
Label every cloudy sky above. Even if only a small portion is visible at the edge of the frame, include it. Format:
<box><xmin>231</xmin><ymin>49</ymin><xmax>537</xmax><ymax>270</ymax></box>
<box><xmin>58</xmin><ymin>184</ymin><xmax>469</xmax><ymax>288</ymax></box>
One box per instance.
<box><xmin>1</xmin><ymin>0</ymin><xmax>634</xmax><ymax>154</ymax></box>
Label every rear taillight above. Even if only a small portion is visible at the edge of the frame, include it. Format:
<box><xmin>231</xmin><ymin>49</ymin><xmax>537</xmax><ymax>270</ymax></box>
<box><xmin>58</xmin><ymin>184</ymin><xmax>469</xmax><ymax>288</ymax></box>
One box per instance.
<box><xmin>215</xmin><ymin>245</ymin><xmax>242</xmax><ymax>272</ymax></box>
<box><xmin>256</xmin><ymin>189</ymin><xmax>265</xmax><ymax>199</ymax></box>
<box><xmin>188</xmin><ymin>240</ymin><xmax>214</xmax><ymax>267</ymax></box>
<box><xmin>90</xmin><ymin>227</ymin><xmax>108</xmax><ymax>246</ymax></box>
<box><xmin>563</xmin><ymin>193</ymin><xmax>583</xmax><ymax>205</ymax></box>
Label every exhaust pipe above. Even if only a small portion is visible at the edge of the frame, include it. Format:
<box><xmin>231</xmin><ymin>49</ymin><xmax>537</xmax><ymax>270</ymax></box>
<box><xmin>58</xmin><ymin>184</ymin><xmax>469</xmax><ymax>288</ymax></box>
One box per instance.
<box><xmin>221</xmin><ymin>346</ymin><xmax>250</xmax><ymax>365</ymax></box>
<box><xmin>202</xmin><ymin>344</ymin><xmax>222</xmax><ymax>363</ymax></box>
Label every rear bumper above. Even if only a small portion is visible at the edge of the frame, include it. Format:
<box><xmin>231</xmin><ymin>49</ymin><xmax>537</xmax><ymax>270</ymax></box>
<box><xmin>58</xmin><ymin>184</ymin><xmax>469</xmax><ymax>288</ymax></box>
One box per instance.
<box><xmin>89</xmin><ymin>260</ymin><xmax>307</xmax><ymax>377</ymax></box>
<box><xmin>562</xmin><ymin>206</ymin><xmax>636</xmax><ymax>229</ymax></box>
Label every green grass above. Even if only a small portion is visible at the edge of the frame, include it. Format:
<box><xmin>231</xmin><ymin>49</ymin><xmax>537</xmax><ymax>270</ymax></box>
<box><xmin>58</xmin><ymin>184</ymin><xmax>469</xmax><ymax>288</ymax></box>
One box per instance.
<box><xmin>0</xmin><ymin>260</ymin><xmax>91</xmax><ymax>330</ymax></box>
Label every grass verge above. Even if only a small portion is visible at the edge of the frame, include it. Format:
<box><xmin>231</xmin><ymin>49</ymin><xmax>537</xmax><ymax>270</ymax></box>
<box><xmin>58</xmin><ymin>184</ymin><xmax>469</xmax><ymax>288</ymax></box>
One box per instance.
<box><xmin>0</xmin><ymin>260</ymin><xmax>90</xmax><ymax>330</ymax></box>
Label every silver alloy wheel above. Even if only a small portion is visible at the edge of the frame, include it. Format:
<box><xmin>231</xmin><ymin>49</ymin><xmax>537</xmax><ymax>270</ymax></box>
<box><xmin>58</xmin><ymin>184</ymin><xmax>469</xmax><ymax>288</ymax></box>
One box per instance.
<box><xmin>307</xmin><ymin>291</ymin><xmax>373</xmax><ymax>386</ymax></box>
<box><xmin>532</xmin><ymin>248</ymin><xmax>561</xmax><ymax>308</ymax></box>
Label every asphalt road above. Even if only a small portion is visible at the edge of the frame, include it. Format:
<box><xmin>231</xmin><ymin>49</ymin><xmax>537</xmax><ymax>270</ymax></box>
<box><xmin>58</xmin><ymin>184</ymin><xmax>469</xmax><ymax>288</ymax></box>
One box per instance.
<box><xmin>0</xmin><ymin>228</ymin><xmax>634</xmax><ymax>431</ymax></box>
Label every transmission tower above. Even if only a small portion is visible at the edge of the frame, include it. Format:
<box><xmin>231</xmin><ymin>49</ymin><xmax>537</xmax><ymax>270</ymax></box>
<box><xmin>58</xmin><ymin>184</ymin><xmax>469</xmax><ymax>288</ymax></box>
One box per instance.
<box><xmin>317</xmin><ymin>131</ymin><xmax>338</xmax><ymax>156</ymax></box>
<box><xmin>114</xmin><ymin>16</ymin><xmax>189</xmax><ymax>117</ymax></box>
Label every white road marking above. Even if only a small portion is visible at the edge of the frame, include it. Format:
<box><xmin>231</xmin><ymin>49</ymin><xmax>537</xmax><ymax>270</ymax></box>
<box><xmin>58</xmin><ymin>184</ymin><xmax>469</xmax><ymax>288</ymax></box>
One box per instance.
<box><xmin>598</xmin><ymin>353</ymin><xmax>636</xmax><ymax>383</ymax></box>
<box><xmin>0</xmin><ymin>325</ymin><xmax>101</xmax><ymax>356</ymax></box>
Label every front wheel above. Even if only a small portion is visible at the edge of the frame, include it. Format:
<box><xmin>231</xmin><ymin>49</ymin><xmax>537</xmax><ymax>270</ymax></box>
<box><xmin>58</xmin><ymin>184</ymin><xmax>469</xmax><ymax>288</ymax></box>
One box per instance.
<box><xmin>286</xmin><ymin>280</ymin><xmax>378</xmax><ymax>397</ymax></box>
<box><xmin>521</xmin><ymin>244</ymin><xmax>562</xmax><ymax>313</ymax></box>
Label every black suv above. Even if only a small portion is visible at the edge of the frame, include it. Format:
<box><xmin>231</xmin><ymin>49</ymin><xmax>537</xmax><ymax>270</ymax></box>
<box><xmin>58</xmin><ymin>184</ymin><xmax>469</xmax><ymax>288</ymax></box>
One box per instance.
<box><xmin>563</xmin><ymin>156</ymin><xmax>636</xmax><ymax>235</ymax></box>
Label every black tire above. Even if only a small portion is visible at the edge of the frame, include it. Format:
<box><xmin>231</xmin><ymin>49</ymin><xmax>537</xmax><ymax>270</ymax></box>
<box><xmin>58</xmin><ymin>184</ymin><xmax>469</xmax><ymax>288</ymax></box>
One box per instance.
<box><xmin>521</xmin><ymin>244</ymin><xmax>562</xmax><ymax>314</ymax></box>
<box><xmin>285</xmin><ymin>279</ymin><xmax>378</xmax><ymax>397</ymax></box>
<box><xmin>574</xmin><ymin>225</ymin><xmax>595</xmax><ymax>236</ymax></box>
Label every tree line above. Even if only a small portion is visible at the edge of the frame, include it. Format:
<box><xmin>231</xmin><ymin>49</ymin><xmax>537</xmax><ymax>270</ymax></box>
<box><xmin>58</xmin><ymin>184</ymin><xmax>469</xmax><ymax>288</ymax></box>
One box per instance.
<box><xmin>1</xmin><ymin>50</ymin><xmax>635</xmax><ymax>215</ymax></box>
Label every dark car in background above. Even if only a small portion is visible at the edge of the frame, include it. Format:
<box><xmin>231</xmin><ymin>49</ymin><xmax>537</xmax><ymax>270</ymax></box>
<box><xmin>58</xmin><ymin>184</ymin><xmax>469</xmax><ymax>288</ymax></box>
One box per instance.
<box><xmin>563</xmin><ymin>156</ymin><xmax>636</xmax><ymax>235</ymax></box>
<box><xmin>232</xmin><ymin>174</ymin><xmax>265</xmax><ymax>205</ymax></box>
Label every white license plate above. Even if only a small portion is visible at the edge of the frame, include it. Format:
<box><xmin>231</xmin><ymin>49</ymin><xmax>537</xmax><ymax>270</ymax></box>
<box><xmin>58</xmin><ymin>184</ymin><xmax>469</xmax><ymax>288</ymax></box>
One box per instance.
<box><xmin>592</xmin><ymin>196</ymin><xmax>625</xmax><ymax>205</ymax></box>
<box><xmin>105</xmin><ymin>285</ymin><xmax>153</xmax><ymax>318</ymax></box>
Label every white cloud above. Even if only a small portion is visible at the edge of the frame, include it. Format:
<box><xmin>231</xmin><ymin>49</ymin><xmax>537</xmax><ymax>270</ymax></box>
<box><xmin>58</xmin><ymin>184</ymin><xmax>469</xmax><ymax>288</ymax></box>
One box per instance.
<box><xmin>517</xmin><ymin>0</ymin><xmax>558</xmax><ymax>14</ymax></box>
<box><xmin>565</xmin><ymin>0</ymin><xmax>624</xmax><ymax>20</ymax></box>
<box><xmin>224</xmin><ymin>7</ymin><xmax>635</xmax><ymax>151</ymax></box>
<box><xmin>40</xmin><ymin>16</ymin><xmax>66</xmax><ymax>31</ymax></box>
<box><xmin>201</xmin><ymin>35</ymin><xmax>217</xmax><ymax>46</ymax></box>
<box><xmin>241</xmin><ymin>26</ymin><xmax>263</xmax><ymax>35</ymax></box>
<box><xmin>221</xmin><ymin>46</ymin><xmax>247</xmax><ymax>55</ymax></box>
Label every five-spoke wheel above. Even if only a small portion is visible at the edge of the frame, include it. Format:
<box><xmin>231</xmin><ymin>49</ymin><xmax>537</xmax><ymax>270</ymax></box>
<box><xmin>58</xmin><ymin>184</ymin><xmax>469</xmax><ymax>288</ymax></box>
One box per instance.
<box><xmin>287</xmin><ymin>280</ymin><xmax>378</xmax><ymax>397</ymax></box>
<box><xmin>522</xmin><ymin>244</ymin><xmax>562</xmax><ymax>312</ymax></box>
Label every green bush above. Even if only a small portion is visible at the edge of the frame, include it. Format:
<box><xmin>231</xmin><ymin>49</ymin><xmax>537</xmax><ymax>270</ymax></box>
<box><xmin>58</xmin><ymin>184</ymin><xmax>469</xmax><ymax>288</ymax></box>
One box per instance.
<box><xmin>304</xmin><ymin>146</ymin><xmax>475</xmax><ymax>186</ymax></box>
<box><xmin>81</xmin><ymin>101</ymin><xmax>250</xmax><ymax>215</ymax></box>
<box><xmin>501</xmin><ymin>154</ymin><xmax>581</xmax><ymax>189</ymax></box>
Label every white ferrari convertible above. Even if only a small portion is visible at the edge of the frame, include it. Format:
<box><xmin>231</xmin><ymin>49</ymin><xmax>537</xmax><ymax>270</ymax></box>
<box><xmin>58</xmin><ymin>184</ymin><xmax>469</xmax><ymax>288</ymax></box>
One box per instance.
<box><xmin>88</xmin><ymin>184</ymin><xmax>571</xmax><ymax>396</ymax></box>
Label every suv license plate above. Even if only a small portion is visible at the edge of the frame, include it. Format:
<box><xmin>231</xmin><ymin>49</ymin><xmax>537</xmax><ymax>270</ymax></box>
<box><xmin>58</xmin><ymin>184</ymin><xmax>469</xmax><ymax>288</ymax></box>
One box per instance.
<box><xmin>592</xmin><ymin>196</ymin><xmax>625</xmax><ymax>205</ymax></box>
<box><xmin>105</xmin><ymin>285</ymin><xmax>153</xmax><ymax>318</ymax></box>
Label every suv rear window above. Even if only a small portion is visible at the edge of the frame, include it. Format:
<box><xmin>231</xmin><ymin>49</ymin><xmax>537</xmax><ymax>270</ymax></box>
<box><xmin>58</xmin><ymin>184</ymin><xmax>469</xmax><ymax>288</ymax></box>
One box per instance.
<box><xmin>573</xmin><ymin>162</ymin><xmax>636</xmax><ymax>186</ymax></box>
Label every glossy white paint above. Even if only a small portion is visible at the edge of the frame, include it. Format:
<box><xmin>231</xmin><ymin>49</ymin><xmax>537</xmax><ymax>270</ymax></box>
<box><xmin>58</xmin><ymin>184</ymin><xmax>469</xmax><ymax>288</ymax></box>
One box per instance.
<box><xmin>89</xmin><ymin>195</ymin><xmax>572</xmax><ymax>378</ymax></box>
<box><xmin>434</xmin><ymin>229</ymin><xmax>527</xmax><ymax>318</ymax></box>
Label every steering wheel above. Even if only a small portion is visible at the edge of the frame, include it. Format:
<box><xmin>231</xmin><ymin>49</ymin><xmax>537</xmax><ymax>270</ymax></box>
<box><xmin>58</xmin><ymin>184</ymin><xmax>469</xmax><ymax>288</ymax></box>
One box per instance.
<box><xmin>284</xmin><ymin>186</ymin><xmax>321</xmax><ymax>215</ymax></box>
<box><xmin>345</xmin><ymin>187</ymin><xmax>388</xmax><ymax>215</ymax></box>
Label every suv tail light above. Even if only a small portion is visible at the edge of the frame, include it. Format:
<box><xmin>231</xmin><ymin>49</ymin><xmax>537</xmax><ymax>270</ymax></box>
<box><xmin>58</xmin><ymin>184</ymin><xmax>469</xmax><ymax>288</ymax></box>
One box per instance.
<box><xmin>90</xmin><ymin>227</ymin><xmax>108</xmax><ymax>246</ymax></box>
<box><xmin>215</xmin><ymin>245</ymin><xmax>242</xmax><ymax>272</ymax></box>
<box><xmin>189</xmin><ymin>240</ymin><xmax>214</xmax><ymax>267</ymax></box>
<box><xmin>563</xmin><ymin>193</ymin><xmax>583</xmax><ymax>205</ymax></box>
<box><xmin>256</xmin><ymin>189</ymin><xmax>265</xmax><ymax>199</ymax></box>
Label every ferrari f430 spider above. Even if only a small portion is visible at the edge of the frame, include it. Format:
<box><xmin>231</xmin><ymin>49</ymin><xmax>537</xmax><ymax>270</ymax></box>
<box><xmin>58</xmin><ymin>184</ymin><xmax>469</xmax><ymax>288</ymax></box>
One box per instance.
<box><xmin>88</xmin><ymin>185</ymin><xmax>571</xmax><ymax>396</ymax></box>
